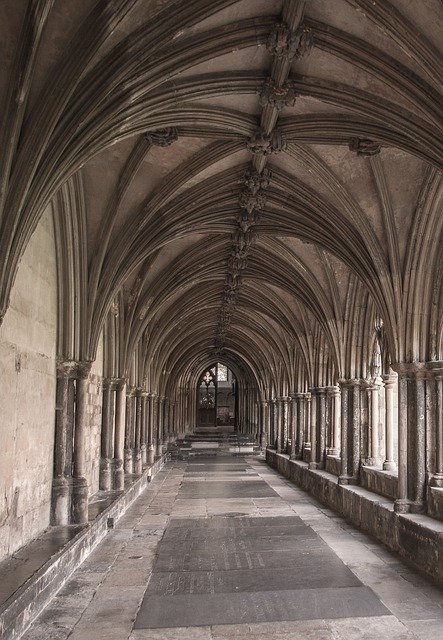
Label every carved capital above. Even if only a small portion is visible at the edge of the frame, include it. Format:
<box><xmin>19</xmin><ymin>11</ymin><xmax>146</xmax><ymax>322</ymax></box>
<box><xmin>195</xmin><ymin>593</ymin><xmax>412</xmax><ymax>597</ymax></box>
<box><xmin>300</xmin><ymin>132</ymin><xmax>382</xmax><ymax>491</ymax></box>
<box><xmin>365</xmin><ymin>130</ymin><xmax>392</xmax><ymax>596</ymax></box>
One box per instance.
<box><xmin>259</xmin><ymin>78</ymin><xmax>297</xmax><ymax>110</ymax></box>
<box><xmin>145</xmin><ymin>127</ymin><xmax>178</xmax><ymax>147</ymax></box>
<box><xmin>267</xmin><ymin>23</ymin><xmax>313</xmax><ymax>60</ymax></box>
<box><xmin>56</xmin><ymin>359</ymin><xmax>92</xmax><ymax>379</ymax></box>
<box><xmin>349</xmin><ymin>137</ymin><xmax>381</xmax><ymax>157</ymax></box>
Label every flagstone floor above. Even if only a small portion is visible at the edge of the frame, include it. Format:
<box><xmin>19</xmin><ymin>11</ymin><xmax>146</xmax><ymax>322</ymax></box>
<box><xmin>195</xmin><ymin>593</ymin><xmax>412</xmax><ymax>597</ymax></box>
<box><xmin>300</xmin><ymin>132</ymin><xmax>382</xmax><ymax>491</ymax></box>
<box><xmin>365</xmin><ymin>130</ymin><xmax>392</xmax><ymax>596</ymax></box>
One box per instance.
<box><xmin>21</xmin><ymin>455</ymin><xmax>443</xmax><ymax>640</ymax></box>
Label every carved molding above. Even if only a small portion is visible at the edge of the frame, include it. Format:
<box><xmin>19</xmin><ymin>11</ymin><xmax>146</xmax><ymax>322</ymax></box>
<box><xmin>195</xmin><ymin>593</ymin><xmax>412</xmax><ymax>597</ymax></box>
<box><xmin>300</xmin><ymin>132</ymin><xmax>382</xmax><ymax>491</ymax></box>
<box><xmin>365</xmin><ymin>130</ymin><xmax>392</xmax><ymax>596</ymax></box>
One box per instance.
<box><xmin>259</xmin><ymin>78</ymin><xmax>297</xmax><ymax>110</ymax></box>
<box><xmin>145</xmin><ymin>127</ymin><xmax>178</xmax><ymax>146</ymax></box>
<box><xmin>246</xmin><ymin>129</ymin><xmax>286</xmax><ymax>155</ymax></box>
<box><xmin>267</xmin><ymin>23</ymin><xmax>313</xmax><ymax>61</ymax></box>
<box><xmin>349</xmin><ymin>137</ymin><xmax>381</xmax><ymax>156</ymax></box>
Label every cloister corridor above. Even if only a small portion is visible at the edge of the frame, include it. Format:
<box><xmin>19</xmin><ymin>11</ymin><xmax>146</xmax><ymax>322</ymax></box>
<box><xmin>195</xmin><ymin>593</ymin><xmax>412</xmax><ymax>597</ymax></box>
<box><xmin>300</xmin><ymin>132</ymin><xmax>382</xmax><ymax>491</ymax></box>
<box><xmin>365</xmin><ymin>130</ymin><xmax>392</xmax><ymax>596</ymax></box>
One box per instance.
<box><xmin>15</xmin><ymin>445</ymin><xmax>443</xmax><ymax>640</ymax></box>
<box><xmin>0</xmin><ymin>0</ymin><xmax>442</xmax><ymax>638</ymax></box>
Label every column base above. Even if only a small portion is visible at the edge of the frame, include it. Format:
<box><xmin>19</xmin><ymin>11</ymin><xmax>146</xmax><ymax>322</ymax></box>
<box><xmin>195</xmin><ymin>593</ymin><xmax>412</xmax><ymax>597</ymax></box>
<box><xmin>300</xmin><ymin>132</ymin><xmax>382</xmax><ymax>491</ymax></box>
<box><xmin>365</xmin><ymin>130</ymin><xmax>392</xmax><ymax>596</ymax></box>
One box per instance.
<box><xmin>383</xmin><ymin>459</ymin><xmax>397</xmax><ymax>472</ymax></box>
<box><xmin>71</xmin><ymin>476</ymin><xmax>89</xmax><ymax>524</ymax></box>
<box><xmin>289</xmin><ymin>453</ymin><xmax>297</xmax><ymax>460</ymax></box>
<box><xmin>327</xmin><ymin>448</ymin><xmax>339</xmax><ymax>456</ymax></box>
<box><xmin>155</xmin><ymin>441</ymin><xmax>163</xmax><ymax>457</ymax></box>
<box><xmin>133</xmin><ymin>448</ymin><xmax>142</xmax><ymax>475</ymax></box>
<box><xmin>99</xmin><ymin>458</ymin><xmax>112</xmax><ymax>491</ymax></box>
<box><xmin>429</xmin><ymin>473</ymin><xmax>443</xmax><ymax>488</ymax></box>
<box><xmin>338</xmin><ymin>474</ymin><xmax>353</xmax><ymax>485</ymax></box>
<box><xmin>124</xmin><ymin>448</ymin><xmax>134</xmax><ymax>475</ymax></box>
<box><xmin>394</xmin><ymin>498</ymin><xmax>412</xmax><ymax>514</ymax></box>
<box><xmin>111</xmin><ymin>459</ymin><xmax>124</xmax><ymax>490</ymax></box>
<box><xmin>147</xmin><ymin>445</ymin><xmax>155</xmax><ymax>464</ymax></box>
<box><xmin>50</xmin><ymin>476</ymin><xmax>70</xmax><ymax>525</ymax></box>
<box><xmin>308</xmin><ymin>462</ymin><xmax>318</xmax><ymax>470</ymax></box>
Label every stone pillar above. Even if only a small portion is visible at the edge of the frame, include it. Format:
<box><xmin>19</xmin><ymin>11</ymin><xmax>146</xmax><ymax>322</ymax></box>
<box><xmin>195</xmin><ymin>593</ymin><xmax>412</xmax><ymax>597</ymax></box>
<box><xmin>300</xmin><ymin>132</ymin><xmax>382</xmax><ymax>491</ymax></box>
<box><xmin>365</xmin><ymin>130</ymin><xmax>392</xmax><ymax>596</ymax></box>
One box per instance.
<box><xmin>305</xmin><ymin>392</ymin><xmax>311</xmax><ymax>458</ymax></box>
<box><xmin>147</xmin><ymin>393</ymin><xmax>155</xmax><ymax>463</ymax></box>
<box><xmin>296</xmin><ymin>393</ymin><xmax>305</xmax><ymax>458</ymax></box>
<box><xmin>348</xmin><ymin>379</ymin><xmax>361</xmax><ymax>481</ymax></box>
<box><xmin>392</xmin><ymin>363</ymin><xmax>427</xmax><ymax>514</ymax></box>
<box><xmin>269</xmin><ymin>399</ymin><xmax>276</xmax><ymax>448</ymax></box>
<box><xmin>133</xmin><ymin>389</ymin><xmax>143</xmax><ymax>475</ymax></box>
<box><xmin>112</xmin><ymin>379</ymin><xmax>126</xmax><ymax>490</ymax></box>
<box><xmin>316</xmin><ymin>388</ymin><xmax>327</xmax><ymax>469</ymax></box>
<box><xmin>289</xmin><ymin>394</ymin><xmax>297</xmax><ymax>459</ymax></box>
<box><xmin>99</xmin><ymin>378</ymin><xmax>113</xmax><ymax>491</ymax></box>
<box><xmin>260</xmin><ymin>401</ymin><xmax>267</xmax><ymax>449</ymax></box>
<box><xmin>327</xmin><ymin>386</ymin><xmax>340</xmax><ymax>455</ymax></box>
<box><xmin>156</xmin><ymin>396</ymin><xmax>164</xmax><ymax>457</ymax></box>
<box><xmin>140</xmin><ymin>392</ymin><xmax>148</xmax><ymax>464</ymax></box>
<box><xmin>309</xmin><ymin>390</ymin><xmax>317</xmax><ymax>469</ymax></box>
<box><xmin>275</xmin><ymin>398</ymin><xmax>282</xmax><ymax>453</ymax></box>
<box><xmin>124</xmin><ymin>388</ymin><xmax>134</xmax><ymax>475</ymax></box>
<box><xmin>71</xmin><ymin>361</ymin><xmax>92</xmax><ymax>525</ymax></box>
<box><xmin>338</xmin><ymin>380</ymin><xmax>350</xmax><ymax>484</ymax></box>
<box><xmin>281</xmin><ymin>397</ymin><xmax>290</xmax><ymax>453</ymax></box>
<box><xmin>368</xmin><ymin>378</ymin><xmax>381</xmax><ymax>466</ymax></box>
<box><xmin>382</xmin><ymin>374</ymin><xmax>397</xmax><ymax>472</ymax></box>
<box><xmin>51</xmin><ymin>363</ymin><xmax>75</xmax><ymax>525</ymax></box>
<box><xmin>429</xmin><ymin>365</ymin><xmax>443</xmax><ymax>487</ymax></box>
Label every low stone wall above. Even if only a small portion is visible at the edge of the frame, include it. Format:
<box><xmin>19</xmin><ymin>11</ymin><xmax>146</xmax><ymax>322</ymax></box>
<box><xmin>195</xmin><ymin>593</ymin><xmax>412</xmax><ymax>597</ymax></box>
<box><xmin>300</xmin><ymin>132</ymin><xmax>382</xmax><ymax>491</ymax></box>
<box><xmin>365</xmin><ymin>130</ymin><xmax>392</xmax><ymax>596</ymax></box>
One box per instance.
<box><xmin>0</xmin><ymin>454</ymin><xmax>169</xmax><ymax>640</ymax></box>
<box><xmin>266</xmin><ymin>450</ymin><xmax>443</xmax><ymax>585</ymax></box>
<box><xmin>360</xmin><ymin>466</ymin><xmax>398</xmax><ymax>501</ymax></box>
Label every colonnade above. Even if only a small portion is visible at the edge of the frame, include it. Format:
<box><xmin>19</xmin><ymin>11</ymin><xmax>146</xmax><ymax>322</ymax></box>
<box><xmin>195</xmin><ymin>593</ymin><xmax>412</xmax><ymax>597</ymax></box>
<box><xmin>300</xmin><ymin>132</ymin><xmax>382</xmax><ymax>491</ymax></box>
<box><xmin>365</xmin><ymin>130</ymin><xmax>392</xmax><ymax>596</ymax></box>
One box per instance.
<box><xmin>261</xmin><ymin>362</ymin><xmax>443</xmax><ymax>517</ymax></box>
<box><xmin>51</xmin><ymin>361</ymin><xmax>185</xmax><ymax>526</ymax></box>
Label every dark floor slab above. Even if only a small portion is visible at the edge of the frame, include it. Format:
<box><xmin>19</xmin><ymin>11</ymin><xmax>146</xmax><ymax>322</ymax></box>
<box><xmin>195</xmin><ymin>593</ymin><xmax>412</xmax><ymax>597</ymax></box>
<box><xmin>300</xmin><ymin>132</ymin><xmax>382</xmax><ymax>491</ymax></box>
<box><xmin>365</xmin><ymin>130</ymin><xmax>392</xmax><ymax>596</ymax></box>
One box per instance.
<box><xmin>168</xmin><ymin>516</ymin><xmax>305</xmax><ymax>529</ymax></box>
<box><xmin>153</xmin><ymin>546</ymin><xmax>347</xmax><ymax>572</ymax></box>
<box><xmin>134</xmin><ymin>586</ymin><xmax>390</xmax><ymax>628</ymax></box>
<box><xmin>147</xmin><ymin>563</ymin><xmax>361</xmax><ymax>595</ymax></box>
<box><xmin>178</xmin><ymin>480</ymin><xmax>278</xmax><ymax>499</ymax></box>
<box><xmin>186</xmin><ymin>465</ymin><xmax>249</xmax><ymax>473</ymax></box>
<box><xmin>155</xmin><ymin>534</ymin><xmax>324</xmax><ymax>556</ymax></box>
<box><xmin>162</xmin><ymin>523</ymin><xmax>313</xmax><ymax>542</ymax></box>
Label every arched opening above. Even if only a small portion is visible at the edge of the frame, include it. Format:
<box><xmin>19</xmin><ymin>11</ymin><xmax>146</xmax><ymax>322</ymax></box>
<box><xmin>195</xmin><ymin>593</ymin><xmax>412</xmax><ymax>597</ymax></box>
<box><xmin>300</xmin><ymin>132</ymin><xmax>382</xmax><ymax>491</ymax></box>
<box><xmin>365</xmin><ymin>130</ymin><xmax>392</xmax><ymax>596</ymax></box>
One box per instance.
<box><xmin>196</xmin><ymin>362</ymin><xmax>237</xmax><ymax>433</ymax></box>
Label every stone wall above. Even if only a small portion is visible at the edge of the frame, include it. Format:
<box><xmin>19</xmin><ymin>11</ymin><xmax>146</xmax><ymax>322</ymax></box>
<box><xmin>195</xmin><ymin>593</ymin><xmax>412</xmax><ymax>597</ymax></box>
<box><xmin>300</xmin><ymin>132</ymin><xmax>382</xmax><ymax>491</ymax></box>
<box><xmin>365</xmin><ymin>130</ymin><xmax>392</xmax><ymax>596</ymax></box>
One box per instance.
<box><xmin>267</xmin><ymin>450</ymin><xmax>443</xmax><ymax>585</ymax></box>
<box><xmin>84</xmin><ymin>334</ymin><xmax>104</xmax><ymax>496</ymax></box>
<box><xmin>0</xmin><ymin>208</ymin><xmax>57</xmax><ymax>561</ymax></box>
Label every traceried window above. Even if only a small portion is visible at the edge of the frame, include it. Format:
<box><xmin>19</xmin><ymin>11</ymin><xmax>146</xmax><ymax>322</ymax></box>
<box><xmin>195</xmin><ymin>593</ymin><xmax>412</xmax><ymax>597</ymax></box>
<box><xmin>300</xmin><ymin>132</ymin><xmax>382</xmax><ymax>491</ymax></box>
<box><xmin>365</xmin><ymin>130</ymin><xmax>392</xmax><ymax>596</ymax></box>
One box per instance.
<box><xmin>217</xmin><ymin>364</ymin><xmax>228</xmax><ymax>381</ymax></box>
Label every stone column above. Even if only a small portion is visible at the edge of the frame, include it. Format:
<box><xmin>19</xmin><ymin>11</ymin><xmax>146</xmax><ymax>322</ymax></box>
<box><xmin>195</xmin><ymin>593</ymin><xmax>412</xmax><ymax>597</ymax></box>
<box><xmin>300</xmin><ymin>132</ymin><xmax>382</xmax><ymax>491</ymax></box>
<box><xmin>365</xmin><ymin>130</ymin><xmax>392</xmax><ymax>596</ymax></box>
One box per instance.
<box><xmin>392</xmin><ymin>363</ymin><xmax>427</xmax><ymax>514</ymax></box>
<box><xmin>338</xmin><ymin>380</ymin><xmax>350</xmax><ymax>484</ymax></box>
<box><xmin>429</xmin><ymin>365</ymin><xmax>443</xmax><ymax>487</ymax></box>
<box><xmin>133</xmin><ymin>389</ymin><xmax>143</xmax><ymax>475</ymax></box>
<box><xmin>305</xmin><ymin>392</ymin><xmax>311</xmax><ymax>460</ymax></box>
<box><xmin>146</xmin><ymin>393</ymin><xmax>155</xmax><ymax>463</ymax></box>
<box><xmin>382</xmin><ymin>373</ymin><xmax>397</xmax><ymax>472</ymax></box>
<box><xmin>275</xmin><ymin>398</ymin><xmax>282</xmax><ymax>453</ymax></box>
<box><xmin>316</xmin><ymin>388</ymin><xmax>327</xmax><ymax>469</ymax></box>
<box><xmin>327</xmin><ymin>386</ymin><xmax>340</xmax><ymax>455</ymax></box>
<box><xmin>296</xmin><ymin>393</ymin><xmax>305</xmax><ymax>458</ymax></box>
<box><xmin>309</xmin><ymin>390</ymin><xmax>317</xmax><ymax>469</ymax></box>
<box><xmin>51</xmin><ymin>362</ymin><xmax>75</xmax><ymax>525</ymax></box>
<box><xmin>260</xmin><ymin>401</ymin><xmax>267</xmax><ymax>449</ymax></box>
<box><xmin>124</xmin><ymin>388</ymin><xmax>134</xmax><ymax>475</ymax></box>
<box><xmin>269</xmin><ymin>399</ymin><xmax>276</xmax><ymax>448</ymax></box>
<box><xmin>71</xmin><ymin>361</ymin><xmax>92</xmax><ymax>525</ymax></box>
<box><xmin>156</xmin><ymin>396</ymin><xmax>164</xmax><ymax>457</ymax></box>
<box><xmin>141</xmin><ymin>392</ymin><xmax>148</xmax><ymax>465</ymax></box>
<box><xmin>289</xmin><ymin>394</ymin><xmax>297</xmax><ymax>459</ymax></box>
<box><xmin>112</xmin><ymin>379</ymin><xmax>126</xmax><ymax>490</ymax></box>
<box><xmin>368</xmin><ymin>378</ymin><xmax>381</xmax><ymax>466</ymax></box>
<box><xmin>99</xmin><ymin>378</ymin><xmax>113</xmax><ymax>491</ymax></box>
<box><xmin>348</xmin><ymin>379</ymin><xmax>361</xmax><ymax>482</ymax></box>
<box><xmin>281</xmin><ymin>397</ymin><xmax>290</xmax><ymax>453</ymax></box>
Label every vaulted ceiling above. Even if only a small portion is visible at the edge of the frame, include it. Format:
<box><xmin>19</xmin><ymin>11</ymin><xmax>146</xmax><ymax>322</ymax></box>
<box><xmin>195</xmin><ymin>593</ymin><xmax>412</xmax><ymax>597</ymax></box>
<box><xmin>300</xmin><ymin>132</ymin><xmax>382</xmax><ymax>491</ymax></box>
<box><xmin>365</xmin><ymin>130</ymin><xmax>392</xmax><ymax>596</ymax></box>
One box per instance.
<box><xmin>0</xmin><ymin>0</ymin><xmax>442</xmax><ymax>392</ymax></box>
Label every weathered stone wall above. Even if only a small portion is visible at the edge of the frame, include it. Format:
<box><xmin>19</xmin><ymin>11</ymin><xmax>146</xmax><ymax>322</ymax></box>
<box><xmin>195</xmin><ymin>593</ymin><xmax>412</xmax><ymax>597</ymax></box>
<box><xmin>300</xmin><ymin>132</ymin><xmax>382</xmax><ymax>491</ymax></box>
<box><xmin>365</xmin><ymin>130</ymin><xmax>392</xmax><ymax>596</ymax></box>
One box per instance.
<box><xmin>0</xmin><ymin>207</ymin><xmax>57</xmax><ymax>561</ymax></box>
<box><xmin>267</xmin><ymin>450</ymin><xmax>443</xmax><ymax>585</ymax></box>
<box><xmin>84</xmin><ymin>334</ymin><xmax>104</xmax><ymax>496</ymax></box>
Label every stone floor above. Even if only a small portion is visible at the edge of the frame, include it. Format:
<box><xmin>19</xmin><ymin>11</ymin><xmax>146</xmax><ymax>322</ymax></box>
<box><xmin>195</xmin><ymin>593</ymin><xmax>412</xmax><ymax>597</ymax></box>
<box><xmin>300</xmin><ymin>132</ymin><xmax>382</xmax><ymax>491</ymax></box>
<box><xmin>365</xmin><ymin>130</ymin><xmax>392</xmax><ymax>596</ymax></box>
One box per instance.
<box><xmin>20</xmin><ymin>455</ymin><xmax>443</xmax><ymax>640</ymax></box>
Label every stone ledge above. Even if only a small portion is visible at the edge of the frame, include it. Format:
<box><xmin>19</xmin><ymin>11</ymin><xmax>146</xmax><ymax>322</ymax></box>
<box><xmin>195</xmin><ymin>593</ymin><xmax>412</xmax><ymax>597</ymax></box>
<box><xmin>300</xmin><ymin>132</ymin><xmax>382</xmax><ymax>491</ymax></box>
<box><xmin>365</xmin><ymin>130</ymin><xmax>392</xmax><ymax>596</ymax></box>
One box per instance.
<box><xmin>266</xmin><ymin>450</ymin><xmax>443</xmax><ymax>585</ymax></box>
<box><xmin>360</xmin><ymin>465</ymin><xmax>398</xmax><ymax>501</ymax></box>
<box><xmin>0</xmin><ymin>453</ymin><xmax>169</xmax><ymax>640</ymax></box>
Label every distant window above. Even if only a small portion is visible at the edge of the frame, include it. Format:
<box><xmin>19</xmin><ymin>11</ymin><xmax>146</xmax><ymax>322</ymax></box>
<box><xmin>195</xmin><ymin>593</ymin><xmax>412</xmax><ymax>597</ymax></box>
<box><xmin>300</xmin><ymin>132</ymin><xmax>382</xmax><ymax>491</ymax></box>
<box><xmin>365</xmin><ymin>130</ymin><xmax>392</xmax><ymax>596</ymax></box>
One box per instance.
<box><xmin>217</xmin><ymin>364</ymin><xmax>228</xmax><ymax>381</ymax></box>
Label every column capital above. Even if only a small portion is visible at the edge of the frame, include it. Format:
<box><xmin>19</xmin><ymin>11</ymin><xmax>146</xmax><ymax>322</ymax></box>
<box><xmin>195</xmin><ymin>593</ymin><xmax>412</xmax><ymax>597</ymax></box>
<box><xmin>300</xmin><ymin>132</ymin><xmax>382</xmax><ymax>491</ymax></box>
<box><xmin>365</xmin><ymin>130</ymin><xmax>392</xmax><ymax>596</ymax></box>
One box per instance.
<box><xmin>390</xmin><ymin>362</ymin><xmax>428</xmax><ymax>378</ymax></box>
<box><xmin>56</xmin><ymin>359</ymin><xmax>92</xmax><ymax>379</ymax></box>
<box><xmin>326</xmin><ymin>385</ymin><xmax>340</xmax><ymax>397</ymax></box>
<box><xmin>382</xmin><ymin>373</ymin><xmax>397</xmax><ymax>388</ymax></box>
